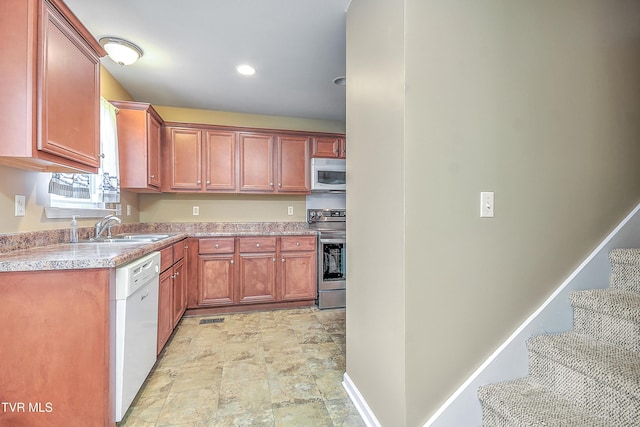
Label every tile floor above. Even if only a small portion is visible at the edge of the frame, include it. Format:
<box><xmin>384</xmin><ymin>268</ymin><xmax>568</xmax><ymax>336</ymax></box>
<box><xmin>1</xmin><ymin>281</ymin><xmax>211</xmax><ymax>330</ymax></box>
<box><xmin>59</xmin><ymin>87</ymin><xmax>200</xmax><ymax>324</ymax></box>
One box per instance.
<box><xmin>119</xmin><ymin>307</ymin><xmax>365</xmax><ymax>427</ymax></box>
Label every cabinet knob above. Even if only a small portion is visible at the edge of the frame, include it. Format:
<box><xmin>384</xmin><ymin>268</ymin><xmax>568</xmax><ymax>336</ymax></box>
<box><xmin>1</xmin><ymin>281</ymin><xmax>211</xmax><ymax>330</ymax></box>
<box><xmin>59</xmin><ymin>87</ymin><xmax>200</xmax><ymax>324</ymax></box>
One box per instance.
<box><xmin>256</xmin><ymin>243</ymin><xmax>261</xmax><ymax>248</ymax></box>
<box><xmin>215</xmin><ymin>244</ymin><xmax>219</xmax><ymax>249</ymax></box>
<box><xmin>296</xmin><ymin>242</ymin><xmax>300</xmax><ymax>246</ymax></box>
<box><xmin>171</xmin><ymin>274</ymin><xmax>176</xmax><ymax>279</ymax></box>
<box><xmin>197</xmin><ymin>180</ymin><xmax>202</xmax><ymax>184</ymax></box>
<box><xmin>281</xmin><ymin>258</ymin><xmax>286</xmax><ymax>263</ymax></box>
<box><xmin>175</xmin><ymin>271</ymin><xmax>180</xmax><ymax>276</ymax></box>
<box><xmin>150</xmin><ymin>174</ymin><xmax>155</xmax><ymax>178</ymax></box>
<box><xmin>230</xmin><ymin>260</ymin><xmax>234</xmax><ymax>264</ymax></box>
<box><xmin>272</xmin><ymin>258</ymin><xmax>276</xmax><ymax>262</ymax></box>
<box><xmin>278</xmin><ymin>183</ymin><xmax>282</xmax><ymax>187</ymax></box>
<box><xmin>206</xmin><ymin>180</ymin><xmax>211</xmax><ymax>184</ymax></box>
<box><xmin>184</xmin><ymin>245</ymin><xmax>189</xmax><ymax>249</ymax></box>
<box><xmin>270</xmin><ymin>182</ymin><xmax>274</xmax><ymax>186</ymax></box>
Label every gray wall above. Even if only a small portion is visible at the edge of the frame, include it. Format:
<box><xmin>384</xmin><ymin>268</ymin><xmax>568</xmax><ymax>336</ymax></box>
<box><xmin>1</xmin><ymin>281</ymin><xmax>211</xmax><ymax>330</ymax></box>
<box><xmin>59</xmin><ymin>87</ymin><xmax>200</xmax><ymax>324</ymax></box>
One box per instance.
<box><xmin>346</xmin><ymin>1</ymin><xmax>640</xmax><ymax>425</ymax></box>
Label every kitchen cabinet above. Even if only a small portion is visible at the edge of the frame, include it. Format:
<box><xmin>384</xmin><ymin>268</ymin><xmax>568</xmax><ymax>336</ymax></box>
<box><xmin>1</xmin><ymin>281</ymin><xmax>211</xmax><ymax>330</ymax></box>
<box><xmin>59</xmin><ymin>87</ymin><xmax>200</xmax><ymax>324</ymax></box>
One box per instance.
<box><xmin>312</xmin><ymin>135</ymin><xmax>346</xmax><ymax>159</ymax></box>
<box><xmin>157</xmin><ymin>239</ymin><xmax>188</xmax><ymax>354</ymax></box>
<box><xmin>198</xmin><ymin>238</ymin><xmax>236</xmax><ymax>306</ymax></box>
<box><xmin>0</xmin><ymin>268</ymin><xmax>114</xmax><ymax>425</ymax></box>
<box><xmin>238</xmin><ymin>237</ymin><xmax>277</xmax><ymax>304</ymax></box>
<box><xmin>163</xmin><ymin>126</ymin><xmax>237</xmax><ymax>192</ymax></box>
<box><xmin>192</xmin><ymin>235</ymin><xmax>317</xmax><ymax>313</ymax></box>
<box><xmin>111</xmin><ymin>101</ymin><xmax>164</xmax><ymax>192</ymax></box>
<box><xmin>239</xmin><ymin>132</ymin><xmax>311</xmax><ymax>194</ymax></box>
<box><xmin>0</xmin><ymin>0</ymin><xmax>105</xmax><ymax>173</ymax></box>
<box><xmin>280</xmin><ymin>236</ymin><xmax>317</xmax><ymax>301</ymax></box>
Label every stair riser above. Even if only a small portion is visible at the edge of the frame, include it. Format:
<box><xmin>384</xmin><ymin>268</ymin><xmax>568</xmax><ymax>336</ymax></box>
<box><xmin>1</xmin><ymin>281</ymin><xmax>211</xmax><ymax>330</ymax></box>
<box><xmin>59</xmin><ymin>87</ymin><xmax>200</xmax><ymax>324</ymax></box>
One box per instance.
<box><xmin>609</xmin><ymin>262</ymin><xmax>640</xmax><ymax>292</ymax></box>
<box><xmin>573</xmin><ymin>307</ymin><xmax>640</xmax><ymax>352</ymax></box>
<box><xmin>529</xmin><ymin>351</ymin><xmax>640</xmax><ymax>425</ymax></box>
<box><xmin>480</xmin><ymin>405</ymin><xmax>515</xmax><ymax>427</ymax></box>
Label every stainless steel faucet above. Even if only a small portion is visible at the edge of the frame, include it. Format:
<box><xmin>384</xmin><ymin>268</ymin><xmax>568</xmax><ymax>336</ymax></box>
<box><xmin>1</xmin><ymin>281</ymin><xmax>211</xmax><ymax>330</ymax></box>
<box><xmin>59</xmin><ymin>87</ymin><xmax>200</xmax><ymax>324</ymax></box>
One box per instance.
<box><xmin>94</xmin><ymin>214</ymin><xmax>122</xmax><ymax>239</ymax></box>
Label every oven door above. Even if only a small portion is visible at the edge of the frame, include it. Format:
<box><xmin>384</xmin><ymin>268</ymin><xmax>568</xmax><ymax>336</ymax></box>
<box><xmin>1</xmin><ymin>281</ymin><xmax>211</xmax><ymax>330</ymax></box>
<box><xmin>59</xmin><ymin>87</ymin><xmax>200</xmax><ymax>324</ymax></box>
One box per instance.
<box><xmin>318</xmin><ymin>236</ymin><xmax>346</xmax><ymax>291</ymax></box>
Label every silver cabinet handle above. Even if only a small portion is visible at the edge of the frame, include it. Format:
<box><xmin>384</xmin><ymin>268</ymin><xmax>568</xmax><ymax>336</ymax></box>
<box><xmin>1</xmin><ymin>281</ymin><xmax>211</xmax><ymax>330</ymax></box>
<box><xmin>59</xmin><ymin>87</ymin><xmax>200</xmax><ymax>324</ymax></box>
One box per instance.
<box><xmin>150</xmin><ymin>175</ymin><xmax>155</xmax><ymax>178</ymax></box>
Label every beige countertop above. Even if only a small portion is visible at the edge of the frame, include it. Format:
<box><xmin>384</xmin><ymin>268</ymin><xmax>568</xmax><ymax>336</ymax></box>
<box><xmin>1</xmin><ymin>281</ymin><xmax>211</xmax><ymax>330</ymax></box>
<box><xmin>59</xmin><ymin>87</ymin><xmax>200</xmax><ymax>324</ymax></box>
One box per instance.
<box><xmin>0</xmin><ymin>222</ymin><xmax>317</xmax><ymax>272</ymax></box>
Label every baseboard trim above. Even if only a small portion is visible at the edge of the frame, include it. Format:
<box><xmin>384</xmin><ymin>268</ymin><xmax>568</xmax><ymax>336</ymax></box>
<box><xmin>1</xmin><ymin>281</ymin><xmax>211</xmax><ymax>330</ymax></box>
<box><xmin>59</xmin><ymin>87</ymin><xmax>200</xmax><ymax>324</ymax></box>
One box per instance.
<box><xmin>343</xmin><ymin>372</ymin><xmax>382</xmax><ymax>427</ymax></box>
<box><xmin>424</xmin><ymin>201</ymin><xmax>640</xmax><ymax>427</ymax></box>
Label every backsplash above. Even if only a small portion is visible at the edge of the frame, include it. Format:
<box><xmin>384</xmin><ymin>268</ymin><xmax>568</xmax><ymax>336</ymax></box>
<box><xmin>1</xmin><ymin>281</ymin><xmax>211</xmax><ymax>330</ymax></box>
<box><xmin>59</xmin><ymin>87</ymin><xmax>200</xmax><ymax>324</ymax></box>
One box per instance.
<box><xmin>0</xmin><ymin>222</ymin><xmax>313</xmax><ymax>254</ymax></box>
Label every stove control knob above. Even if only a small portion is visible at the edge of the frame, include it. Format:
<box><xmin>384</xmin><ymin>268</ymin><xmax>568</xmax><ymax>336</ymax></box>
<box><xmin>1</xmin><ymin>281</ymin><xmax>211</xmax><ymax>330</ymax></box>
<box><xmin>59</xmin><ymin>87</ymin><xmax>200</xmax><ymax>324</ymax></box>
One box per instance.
<box><xmin>309</xmin><ymin>211</ymin><xmax>316</xmax><ymax>218</ymax></box>
<box><xmin>317</xmin><ymin>211</ymin><xmax>323</xmax><ymax>217</ymax></box>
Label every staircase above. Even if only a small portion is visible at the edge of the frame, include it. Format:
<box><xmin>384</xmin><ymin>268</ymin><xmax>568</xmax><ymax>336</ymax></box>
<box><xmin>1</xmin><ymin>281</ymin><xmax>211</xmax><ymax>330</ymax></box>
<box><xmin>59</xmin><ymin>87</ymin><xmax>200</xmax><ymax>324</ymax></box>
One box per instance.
<box><xmin>478</xmin><ymin>249</ymin><xmax>640</xmax><ymax>426</ymax></box>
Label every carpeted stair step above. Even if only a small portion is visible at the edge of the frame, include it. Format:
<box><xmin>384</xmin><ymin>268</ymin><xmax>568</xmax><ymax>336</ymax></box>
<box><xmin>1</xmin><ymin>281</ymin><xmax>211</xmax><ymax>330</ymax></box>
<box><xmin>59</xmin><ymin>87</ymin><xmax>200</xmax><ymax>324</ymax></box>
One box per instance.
<box><xmin>609</xmin><ymin>248</ymin><xmax>640</xmax><ymax>292</ymax></box>
<box><xmin>478</xmin><ymin>377</ymin><xmax>614</xmax><ymax>426</ymax></box>
<box><xmin>570</xmin><ymin>288</ymin><xmax>640</xmax><ymax>351</ymax></box>
<box><xmin>527</xmin><ymin>332</ymin><xmax>640</xmax><ymax>425</ymax></box>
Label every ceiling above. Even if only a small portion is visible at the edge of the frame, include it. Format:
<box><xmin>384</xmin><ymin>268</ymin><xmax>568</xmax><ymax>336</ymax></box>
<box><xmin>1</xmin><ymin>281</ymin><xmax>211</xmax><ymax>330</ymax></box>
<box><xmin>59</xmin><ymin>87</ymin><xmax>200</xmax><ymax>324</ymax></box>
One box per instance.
<box><xmin>64</xmin><ymin>0</ymin><xmax>349</xmax><ymax>123</ymax></box>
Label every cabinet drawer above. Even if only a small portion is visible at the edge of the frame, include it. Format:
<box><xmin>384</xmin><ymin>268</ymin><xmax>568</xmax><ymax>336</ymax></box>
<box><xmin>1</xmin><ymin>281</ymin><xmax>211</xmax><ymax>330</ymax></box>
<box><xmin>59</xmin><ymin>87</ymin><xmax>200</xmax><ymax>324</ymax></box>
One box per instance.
<box><xmin>160</xmin><ymin>246</ymin><xmax>173</xmax><ymax>272</ymax></box>
<box><xmin>173</xmin><ymin>239</ymin><xmax>185</xmax><ymax>262</ymax></box>
<box><xmin>281</xmin><ymin>236</ymin><xmax>316</xmax><ymax>252</ymax></box>
<box><xmin>199</xmin><ymin>237</ymin><xmax>235</xmax><ymax>254</ymax></box>
<box><xmin>239</xmin><ymin>236</ymin><xmax>277</xmax><ymax>253</ymax></box>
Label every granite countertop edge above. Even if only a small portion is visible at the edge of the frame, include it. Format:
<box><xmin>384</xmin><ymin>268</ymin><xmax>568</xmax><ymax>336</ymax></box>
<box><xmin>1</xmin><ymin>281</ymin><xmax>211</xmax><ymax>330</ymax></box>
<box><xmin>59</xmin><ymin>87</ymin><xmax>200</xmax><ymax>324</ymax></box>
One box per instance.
<box><xmin>0</xmin><ymin>222</ymin><xmax>319</xmax><ymax>272</ymax></box>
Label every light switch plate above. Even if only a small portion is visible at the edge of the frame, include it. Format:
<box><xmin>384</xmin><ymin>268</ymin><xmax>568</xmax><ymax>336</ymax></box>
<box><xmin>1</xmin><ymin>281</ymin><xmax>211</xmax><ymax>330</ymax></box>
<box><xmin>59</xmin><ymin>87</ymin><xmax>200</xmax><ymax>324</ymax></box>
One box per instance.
<box><xmin>287</xmin><ymin>206</ymin><xmax>294</xmax><ymax>216</ymax></box>
<box><xmin>480</xmin><ymin>192</ymin><xmax>494</xmax><ymax>218</ymax></box>
<box><xmin>15</xmin><ymin>195</ymin><xmax>25</xmax><ymax>217</ymax></box>
<box><xmin>192</xmin><ymin>206</ymin><xmax>200</xmax><ymax>216</ymax></box>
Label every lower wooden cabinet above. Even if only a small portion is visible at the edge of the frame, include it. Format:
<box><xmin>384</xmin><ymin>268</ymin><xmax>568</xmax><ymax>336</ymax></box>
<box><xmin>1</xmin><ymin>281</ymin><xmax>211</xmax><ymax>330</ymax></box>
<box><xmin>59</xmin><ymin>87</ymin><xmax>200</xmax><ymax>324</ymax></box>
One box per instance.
<box><xmin>193</xmin><ymin>235</ymin><xmax>316</xmax><ymax>311</ymax></box>
<box><xmin>157</xmin><ymin>239</ymin><xmax>188</xmax><ymax>354</ymax></box>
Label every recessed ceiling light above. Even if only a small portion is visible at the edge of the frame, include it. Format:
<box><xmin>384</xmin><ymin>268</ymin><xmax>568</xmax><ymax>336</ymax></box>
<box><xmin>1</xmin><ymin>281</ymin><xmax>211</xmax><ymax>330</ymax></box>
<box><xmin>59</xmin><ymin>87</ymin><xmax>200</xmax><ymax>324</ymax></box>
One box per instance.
<box><xmin>236</xmin><ymin>64</ymin><xmax>256</xmax><ymax>76</ymax></box>
<box><xmin>332</xmin><ymin>76</ymin><xmax>346</xmax><ymax>86</ymax></box>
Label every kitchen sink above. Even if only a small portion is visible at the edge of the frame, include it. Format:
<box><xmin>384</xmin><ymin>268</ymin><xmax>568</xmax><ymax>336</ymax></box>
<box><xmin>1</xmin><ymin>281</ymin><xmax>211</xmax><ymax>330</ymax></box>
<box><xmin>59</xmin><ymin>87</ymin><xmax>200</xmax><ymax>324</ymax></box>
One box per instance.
<box><xmin>79</xmin><ymin>233</ymin><xmax>173</xmax><ymax>244</ymax></box>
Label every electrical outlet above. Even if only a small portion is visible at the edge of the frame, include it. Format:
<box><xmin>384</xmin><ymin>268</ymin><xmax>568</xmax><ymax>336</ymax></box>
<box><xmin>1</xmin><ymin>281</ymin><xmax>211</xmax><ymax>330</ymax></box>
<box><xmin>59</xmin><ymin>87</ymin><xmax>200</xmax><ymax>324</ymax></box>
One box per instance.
<box><xmin>287</xmin><ymin>206</ymin><xmax>294</xmax><ymax>216</ymax></box>
<box><xmin>193</xmin><ymin>206</ymin><xmax>200</xmax><ymax>216</ymax></box>
<box><xmin>15</xmin><ymin>195</ymin><xmax>25</xmax><ymax>217</ymax></box>
<box><xmin>480</xmin><ymin>192</ymin><xmax>494</xmax><ymax>218</ymax></box>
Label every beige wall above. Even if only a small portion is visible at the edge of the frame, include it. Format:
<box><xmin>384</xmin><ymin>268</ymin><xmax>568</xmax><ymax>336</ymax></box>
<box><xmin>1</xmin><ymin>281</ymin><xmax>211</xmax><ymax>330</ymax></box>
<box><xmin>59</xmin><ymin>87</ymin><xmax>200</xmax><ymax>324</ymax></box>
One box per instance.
<box><xmin>345</xmin><ymin>0</ymin><xmax>407</xmax><ymax>425</ymax></box>
<box><xmin>140</xmin><ymin>193</ymin><xmax>307</xmax><ymax>223</ymax></box>
<box><xmin>347</xmin><ymin>0</ymin><xmax>640</xmax><ymax>426</ymax></box>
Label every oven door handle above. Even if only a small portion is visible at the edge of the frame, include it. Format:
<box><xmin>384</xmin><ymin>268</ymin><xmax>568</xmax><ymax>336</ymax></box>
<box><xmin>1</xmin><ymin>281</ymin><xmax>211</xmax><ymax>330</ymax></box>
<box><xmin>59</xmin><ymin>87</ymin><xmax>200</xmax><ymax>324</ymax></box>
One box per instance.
<box><xmin>320</xmin><ymin>238</ymin><xmax>346</xmax><ymax>244</ymax></box>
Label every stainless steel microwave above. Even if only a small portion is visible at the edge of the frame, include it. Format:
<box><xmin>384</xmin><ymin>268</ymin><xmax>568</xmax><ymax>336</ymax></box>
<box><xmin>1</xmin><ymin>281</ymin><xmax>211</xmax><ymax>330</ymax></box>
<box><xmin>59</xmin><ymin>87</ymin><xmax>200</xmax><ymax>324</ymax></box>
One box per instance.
<box><xmin>311</xmin><ymin>158</ymin><xmax>346</xmax><ymax>192</ymax></box>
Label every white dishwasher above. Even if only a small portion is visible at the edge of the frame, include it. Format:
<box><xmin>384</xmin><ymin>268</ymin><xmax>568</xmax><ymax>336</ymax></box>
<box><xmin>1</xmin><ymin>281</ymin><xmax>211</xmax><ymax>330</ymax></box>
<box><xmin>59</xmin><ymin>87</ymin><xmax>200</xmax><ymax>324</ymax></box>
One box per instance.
<box><xmin>115</xmin><ymin>251</ymin><xmax>161</xmax><ymax>422</ymax></box>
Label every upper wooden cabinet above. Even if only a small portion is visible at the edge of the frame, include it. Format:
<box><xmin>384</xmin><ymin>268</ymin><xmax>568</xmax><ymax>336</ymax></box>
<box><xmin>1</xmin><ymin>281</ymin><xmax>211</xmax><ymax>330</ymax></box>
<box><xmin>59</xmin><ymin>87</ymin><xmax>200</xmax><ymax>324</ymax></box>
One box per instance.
<box><xmin>111</xmin><ymin>101</ymin><xmax>164</xmax><ymax>192</ymax></box>
<box><xmin>238</xmin><ymin>132</ymin><xmax>310</xmax><ymax>194</ymax></box>
<box><xmin>0</xmin><ymin>0</ymin><xmax>105</xmax><ymax>173</ymax></box>
<box><xmin>162</xmin><ymin>126</ymin><xmax>238</xmax><ymax>192</ymax></box>
<box><xmin>312</xmin><ymin>136</ymin><xmax>346</xmax><ymax>159</ymax></box>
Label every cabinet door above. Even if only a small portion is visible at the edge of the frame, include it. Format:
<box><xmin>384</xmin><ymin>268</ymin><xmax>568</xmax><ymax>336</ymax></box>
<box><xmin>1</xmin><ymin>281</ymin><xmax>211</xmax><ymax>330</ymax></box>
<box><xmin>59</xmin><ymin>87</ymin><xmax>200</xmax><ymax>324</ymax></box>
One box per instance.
<box><xmin>172</xmin><ymin>259</ymin><xmax>186</xmax><ymax>327</ymax></box>
<box><xmin>158</xmin><ymin>268</ymin><xmax>173</xmax><ymax>354</ymax></box>
<box><xmin>204</xmin><ymin>130</ymin><xmax>237</xmax><ymax>192</ymax></box>
<box><xmin>147</xmin><ymin>113</ymin><xmax>162</xmax><ymax>188</ymax></box>
<box><xmin>312</xmin><ymin>136</ymin><xmax>342</xmax><ymax>158</ymax></box>
<box><xmin>198</xmin><ymin>254</ymin><xmax>235</xmax><ymax>306</ymax></box>
<box><xmin>238</xmin><ymin>253</ymin><xmax>277</xmax><ymax>304</ymax></box>
<box><xmin>277</xmin><ymin>135</ymin><xmax>310</xmax><ymax>193</ymax></box>
<box><xmin>280</xmin><ymin>251</ymin><xmax>317</xmax><ymax>301</ymax></box>
<box><xmin>166</xmin><ymin>127</ymin><xmax>203</xmax><ymax>190</ymax></box>
<box><xmin>39</xmin><ymin>2</ymin><xmax>101</xmax><ymax>170</ymax></box>
<box><xmin>239</xmin><ymin>132</ymin><xmax>274</xmax><ymax>192</ymax></box>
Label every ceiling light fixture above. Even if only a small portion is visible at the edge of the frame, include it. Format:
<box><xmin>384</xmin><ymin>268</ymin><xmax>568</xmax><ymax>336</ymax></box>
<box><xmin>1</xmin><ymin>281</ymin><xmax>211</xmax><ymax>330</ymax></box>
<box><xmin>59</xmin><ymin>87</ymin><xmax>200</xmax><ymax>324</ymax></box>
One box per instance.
<box><xmin>236</xmin><ymin>64</ymin><xmax>256</xmax><ymax>76</ymax></box>
<box><xmin>333</xmin><ymin>76</ymin><xmax>346</xmax><ymax>86</ymax></box>
<box><xmin>99</xmin><ymin>37</ymin><xmax>144</xmax><ymax>66</ymax></box>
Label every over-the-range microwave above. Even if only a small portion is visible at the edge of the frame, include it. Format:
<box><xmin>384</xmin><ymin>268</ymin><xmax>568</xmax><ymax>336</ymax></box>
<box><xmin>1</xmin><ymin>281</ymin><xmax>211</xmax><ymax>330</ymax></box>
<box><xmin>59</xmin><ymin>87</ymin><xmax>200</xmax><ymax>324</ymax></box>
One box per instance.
<box><xmin>311</xmin><ymin>158</ymin><xmax>346</xmax><ymax>192</ymax></box>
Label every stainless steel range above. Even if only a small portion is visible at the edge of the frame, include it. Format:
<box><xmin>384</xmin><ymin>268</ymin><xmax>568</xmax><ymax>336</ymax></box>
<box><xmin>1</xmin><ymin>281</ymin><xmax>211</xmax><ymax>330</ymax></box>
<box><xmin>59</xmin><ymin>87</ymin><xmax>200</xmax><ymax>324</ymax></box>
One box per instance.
<box><xmin>308</xmin><ymin>208</ymin><xmax>346</xmax><ymax>309</ymax></box>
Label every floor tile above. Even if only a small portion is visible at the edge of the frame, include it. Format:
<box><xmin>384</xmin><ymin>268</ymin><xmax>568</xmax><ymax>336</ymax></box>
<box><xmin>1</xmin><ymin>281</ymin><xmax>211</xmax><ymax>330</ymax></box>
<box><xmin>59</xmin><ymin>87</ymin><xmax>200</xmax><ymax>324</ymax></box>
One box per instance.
<box><xmin>118</xmin><ymin>307</ymin><xmax>362</xmax><ymax>427</ymax></box>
